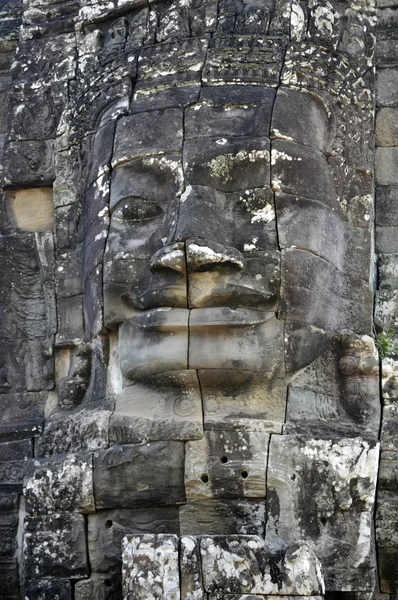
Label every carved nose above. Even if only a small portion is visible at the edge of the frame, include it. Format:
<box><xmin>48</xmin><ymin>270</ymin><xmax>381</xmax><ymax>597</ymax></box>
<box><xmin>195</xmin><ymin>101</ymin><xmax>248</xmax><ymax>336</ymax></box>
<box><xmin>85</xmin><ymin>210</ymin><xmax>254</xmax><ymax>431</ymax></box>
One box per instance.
<box><xmin>150</xmin><ymin>238</ymin><xmax>244</xmax><ymax>273</ymax></box>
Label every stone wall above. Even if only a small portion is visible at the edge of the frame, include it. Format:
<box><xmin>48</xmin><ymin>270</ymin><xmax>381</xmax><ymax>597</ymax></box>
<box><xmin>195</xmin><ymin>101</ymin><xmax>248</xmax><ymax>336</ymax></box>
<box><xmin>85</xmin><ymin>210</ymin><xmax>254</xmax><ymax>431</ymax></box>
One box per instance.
<box><xmin>375</xmin><ymin>0</ymin><xmax>398</xmax><ymax>591</ymax></box>
<box><xmin>0</xmin><ymin>0</ymin><xmax>397</xmax><ymax>598</ymax></box>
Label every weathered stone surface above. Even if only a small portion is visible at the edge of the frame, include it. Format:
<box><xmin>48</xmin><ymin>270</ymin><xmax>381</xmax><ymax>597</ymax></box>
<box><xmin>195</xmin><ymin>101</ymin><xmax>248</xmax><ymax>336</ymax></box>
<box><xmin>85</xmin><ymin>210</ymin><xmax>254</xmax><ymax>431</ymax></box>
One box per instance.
<box><xmin>267</xmin><ymin>436</ymin><xmax>379</xmax><ymax>590</ymax></box>
<box><xmin>110</xmin><ymin>371</ymin><xmax>203</xmax><ymax>444</ymax></box>
<box><xmin>88</xmin><ymin>507</ymin><xmax>179</xmax><ymax>572</ymax></box>
<box><xmin>94</xmin><ymin>442</ymin><xmax>185</xmax><ymax>509</ymax></box>
<box><xmin>0</xmin><ymin>561</ymin><xmax>20</xmax><ymax>599</ymax></box>
<box><xmin>200</xmin><ymin>370</ymin><xmax>286</xmax><ymax>433</ymax></box>
<box><xmin>376</xmin><ymin>227</ymin><xmax>398</xmax><ymax>254</ymax></box>
<box><xmin>122</xmin><ymin>534</ymin><xmax>180</xmax><ymax>600</ymax></box>
<box><xmin>376</xmin><ymin>495</ymin><xmax>398</xmax><ymax>592</ymax></box>
<box><xmin>0</xmin><ymin>0</ymin><xmax>382</xmax><ymax>594</ymax></box>
<box><xmin>376</xmin><ymin>108</ymin><xmax>398</xmax><ymax>146</ymax></box>
<box><xmin>37</xmin><ymin>408</ymin><xmax>110</xmax><ymax>457</ymax></box>
<box><xmin>377</xmin><ymin>68</ymin><xmax>398</xmax><ymax>106</ymax></box>
<box><xmin>381</xmin><ymin>400</ymin><xmax>398</xmax><ymax>451</ymax></box>
<box><xmin>24</xmin><ymin>453</ymin><xmax>94</xmax><ymax>515</ymax></box>
<box><xmin>379</xmin><ymin>452</ymin><xmax>398</xmax><ymax>490</ymax></box>
<box><xmin>0</xmin><ymin>514</ymin><xmax>18</xmax><ymax>558</ymax></box>
<box><xmin>280</xmin><ymin>249</ymin><xmax>373</xmax><ymax>334</ymax></box>
<box><xmin>24</xmin><ymin>579</ymin><xmax>72</xmax><ymax>600</ymax></box>
<box><xmin>0</xmin><ymin>392</ymin><xmax>45</xmax><ymax>441</ymax></box>
<box><xmin>376</xmin><ymin>186</ymin><xmax>398</xmax><ymax>226</ymax></box>
<box><xmin>0</xmin><ymin>492</ymin><xmax>19</xmax><ymax>513</ymax></box>
<box><xmin>379</xmin><ymin>255</ymin><xmax>398</xmax><ymax>289</ymax></box>
<box><xmin>181</xmin><ymin>536</ymin><xmax>204</xmax><ymax>600</ymax></box>
<box><xmin>112</xmin><ymin>109</ymin><xmax>183</xmax><ymax>166</ymax></box>
<box><xmin>185</xmin><ymin>430</ymin><xmax>269</xmax><ymax>499</ymax></box>
<box><xmin>200</xmin><ymin>536</ymin><xmax>324</xmax><ymax>596</ymax></box>
<box><xmin>75</xmin><ymin>573</ymin><xmax>122</xmax><ymax>600</ymax></box>
<box><xmin>180</xmin><ymin>499</ymin><xmax>265</xmax><ymax>536</ymax></box>
<box><xmin>376</xmin><ymin>147</ymin><xmax>398</xmax><ymax>185</ymax></box>
<box><xmin>24</xmin><ymin>513</ymin><xmax>88</xmax><ymax>579</ymax></box>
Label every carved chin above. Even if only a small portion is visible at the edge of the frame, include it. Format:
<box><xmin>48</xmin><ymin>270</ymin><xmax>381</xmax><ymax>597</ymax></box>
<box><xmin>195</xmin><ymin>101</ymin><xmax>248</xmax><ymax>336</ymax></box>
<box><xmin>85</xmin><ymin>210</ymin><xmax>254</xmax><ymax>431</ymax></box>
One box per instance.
<box><xmin>118</xmin><ymin>307</ymin><xmax>284</xmax><ymax>381</ymax></box>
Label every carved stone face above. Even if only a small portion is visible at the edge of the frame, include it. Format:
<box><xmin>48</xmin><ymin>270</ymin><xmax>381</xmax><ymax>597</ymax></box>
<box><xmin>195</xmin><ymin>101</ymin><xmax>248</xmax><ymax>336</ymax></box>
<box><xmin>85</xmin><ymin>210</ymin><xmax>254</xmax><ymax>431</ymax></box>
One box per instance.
<box><xmin>101</xmin><ymin>51</ymin><xmax>374</xmax><ymax>441</ymax></box>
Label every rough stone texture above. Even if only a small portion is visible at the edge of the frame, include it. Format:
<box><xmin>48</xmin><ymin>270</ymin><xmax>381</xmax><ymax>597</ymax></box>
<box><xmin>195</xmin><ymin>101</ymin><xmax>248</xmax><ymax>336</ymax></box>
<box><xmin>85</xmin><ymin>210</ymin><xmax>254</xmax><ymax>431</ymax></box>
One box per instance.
<box><xmin>24</xmin><ymin>453</ymin><xmax>94</xmax><ymax>515</ymax></box>
<box><xmin>267</xmin><ymin>436</ymin><xmax>380</xmax><ymax>591</ymax></box>
<box><xmin>122</xmin><ymin>534</ymin><xmax>324</xmax><ymax>598</ymax></box>
<box><xmin>93</xmin><ymin>442</ymin><xmax>186</xmax><ymax>509</ymax></box>
<box><xmin>377</xmin><ymin>68</ymin><xmax>398</xmax><ymax>106</ymax></box>
<box><xmin>180</xmin><ymin>499</ymin><xmax>265</xmax><ymax>536</ymax></box>
<box><xmin>200</xmin><ymin>537</ymin><xmax>324</xmax><ymax>596</ymax></box>
<box><xmin>24</xmin><ymin>579</ymin><xmax>72</xmax><ymax>600</ymax></box>
<box><xmin>75</xmin><ymin>573</ymin><xmax>122</xmax><ymax>600</ymax></box>
<box><xmin>24</xmin><ymin>513</ymin><xmax>88</xmax><ymax>579</ymax></box>
<box><xmin>376</xmin><ymin>108</ymin><xmax>398</xmax><ymax>146</ymax></box>
<box><xmin>185</xmin><ymin>430</ymin><xmax>269</xmax><ymax>499</ymax></box>
<box><xmin>0</xmin><ymin>0</ymin><xmax>386</xmax><ymax>594</ymax></box>
<box><xmin>88</xmin><ymin>507</ymin><xmax>179</xmax><ymax>572</ymax></box>
<box><xmin>122</xmin><ymin>534</ymin><xmax>180</xmax><ymax>600</ymax></box>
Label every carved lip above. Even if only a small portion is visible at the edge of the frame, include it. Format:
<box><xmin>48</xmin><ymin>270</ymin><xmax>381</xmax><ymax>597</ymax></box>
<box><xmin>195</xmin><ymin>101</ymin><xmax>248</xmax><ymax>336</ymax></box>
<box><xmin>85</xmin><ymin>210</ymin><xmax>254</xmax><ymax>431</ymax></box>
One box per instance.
<box><xmin>129</xmin><ymin>307</ymin><xmax>272</xmax><ymax>329</ymax></box>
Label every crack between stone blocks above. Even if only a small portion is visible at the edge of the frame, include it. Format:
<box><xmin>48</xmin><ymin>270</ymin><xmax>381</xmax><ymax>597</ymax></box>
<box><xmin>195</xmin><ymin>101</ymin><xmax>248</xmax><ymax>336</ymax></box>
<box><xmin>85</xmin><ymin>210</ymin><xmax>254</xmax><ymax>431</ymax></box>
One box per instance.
<box><xmin>264</xmin><ymin>431</ymin><xmax>272</xmax><ymax>540</ymax></box>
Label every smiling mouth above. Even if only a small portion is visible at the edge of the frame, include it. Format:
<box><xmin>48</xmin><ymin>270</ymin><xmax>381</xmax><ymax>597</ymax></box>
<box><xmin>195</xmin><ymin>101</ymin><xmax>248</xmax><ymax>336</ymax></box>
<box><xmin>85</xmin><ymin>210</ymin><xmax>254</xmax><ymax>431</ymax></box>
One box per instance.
<box><xmin>127</xmin><ymin>306</ymin><xmax>274</xmax><ymax>330</ymax></box>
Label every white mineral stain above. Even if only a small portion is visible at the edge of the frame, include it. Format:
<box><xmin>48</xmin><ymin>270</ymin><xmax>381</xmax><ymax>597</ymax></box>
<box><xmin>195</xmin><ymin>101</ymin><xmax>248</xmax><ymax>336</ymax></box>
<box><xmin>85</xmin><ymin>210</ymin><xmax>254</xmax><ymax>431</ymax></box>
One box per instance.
<box><xmin>251</xmin><ymin>203</ymin><xmax>275</xmax><ymax>223</ymax></box>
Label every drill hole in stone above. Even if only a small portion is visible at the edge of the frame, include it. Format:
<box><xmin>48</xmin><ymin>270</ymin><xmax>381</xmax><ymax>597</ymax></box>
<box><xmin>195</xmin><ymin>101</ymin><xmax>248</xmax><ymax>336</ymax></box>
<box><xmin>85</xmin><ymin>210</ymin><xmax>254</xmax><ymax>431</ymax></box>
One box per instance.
<box><xmin>105</xmin><ymin>520</ymin><xmax>113</xmax><ymax>529</ymax></box>
<box><xmin>241</xmin><ymin>470</ymin><xmax>249</xmax><ymax>479</ymax></box>
<box><xmin>201</xmin><ymin>473</ymin><xmax>209</xmax><ymax>483</ymax></box>
<box><xmin>220</xmin><ymin>456</ymin><xmax>228</xmax><ymax>463</ymax></box>
<box><xmin>104</xmin><ymin>579</ymin><xmax>112</xmax><ymax>587</ymax></box>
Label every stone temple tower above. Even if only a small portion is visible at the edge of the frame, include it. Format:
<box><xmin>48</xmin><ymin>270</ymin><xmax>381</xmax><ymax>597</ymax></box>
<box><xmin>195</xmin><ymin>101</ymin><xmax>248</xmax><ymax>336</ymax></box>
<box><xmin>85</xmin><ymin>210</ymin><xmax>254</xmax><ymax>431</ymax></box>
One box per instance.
<box><xmin>0</xmin><ymin>0</ymin><xmax>398</xmax><ymax>597</ymax></box>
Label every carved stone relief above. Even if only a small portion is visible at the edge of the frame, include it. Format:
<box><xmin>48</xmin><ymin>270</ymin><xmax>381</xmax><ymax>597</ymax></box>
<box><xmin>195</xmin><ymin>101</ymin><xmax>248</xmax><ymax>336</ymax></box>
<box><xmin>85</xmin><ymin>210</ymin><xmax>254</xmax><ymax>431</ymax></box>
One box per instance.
<box><xmin>0</xmin><ymin>0</ymin><xmax>390</xmax><ymax>596</ymax></box>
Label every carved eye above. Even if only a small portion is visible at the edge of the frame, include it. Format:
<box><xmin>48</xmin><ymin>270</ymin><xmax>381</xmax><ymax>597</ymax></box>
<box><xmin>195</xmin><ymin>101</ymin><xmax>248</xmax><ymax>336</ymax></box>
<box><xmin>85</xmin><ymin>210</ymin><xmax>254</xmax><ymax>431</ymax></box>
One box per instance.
<box><xmin>112</xmin><ymin>198</ymin><xmax>162</xmax><ymax>223</ymax></box>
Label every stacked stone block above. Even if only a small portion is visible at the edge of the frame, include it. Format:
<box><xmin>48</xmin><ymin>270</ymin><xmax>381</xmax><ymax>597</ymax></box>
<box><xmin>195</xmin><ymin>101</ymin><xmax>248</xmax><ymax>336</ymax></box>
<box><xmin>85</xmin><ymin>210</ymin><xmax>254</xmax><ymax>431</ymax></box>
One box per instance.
<box><xmin>375</xmin><ymin>0</ymin><xmax>398</xmax><ymax>591</ymax></box>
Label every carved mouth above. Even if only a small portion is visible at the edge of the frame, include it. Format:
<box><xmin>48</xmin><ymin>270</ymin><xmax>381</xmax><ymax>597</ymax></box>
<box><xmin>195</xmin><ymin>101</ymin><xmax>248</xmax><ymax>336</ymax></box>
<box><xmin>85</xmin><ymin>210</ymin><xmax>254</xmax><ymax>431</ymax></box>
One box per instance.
<box><xmin>128</xmin><ymin>307</ymin><xmax>272</xmax><ymax>330</ymax></box>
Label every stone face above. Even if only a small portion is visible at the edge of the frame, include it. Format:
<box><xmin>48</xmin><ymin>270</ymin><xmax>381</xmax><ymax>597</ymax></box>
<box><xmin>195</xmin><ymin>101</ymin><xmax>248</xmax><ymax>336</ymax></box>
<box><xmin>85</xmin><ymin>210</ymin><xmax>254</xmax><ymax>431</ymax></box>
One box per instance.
<box><xmin>93</xmin><ymin>442</ymin><xmax>186</xmax><ymax>509</ymax></box>
<box><xmin>24</xmin><ymin>513</ymin><xmax>88</xmax><ymax>579</ymax></box>
<box><xmin>24</xmin><ymin>453</ymin><xmax>94</xmax><ymax>515</ymax></box>
<box><xmin>267</xmin><ymin>436</ymin><xmax>380</xmax><ymax>590</ymax></box>
<box><xmin>0</xmin><ymin>0</ymin><xmax>383</xmax><ymax>594</ymax></box>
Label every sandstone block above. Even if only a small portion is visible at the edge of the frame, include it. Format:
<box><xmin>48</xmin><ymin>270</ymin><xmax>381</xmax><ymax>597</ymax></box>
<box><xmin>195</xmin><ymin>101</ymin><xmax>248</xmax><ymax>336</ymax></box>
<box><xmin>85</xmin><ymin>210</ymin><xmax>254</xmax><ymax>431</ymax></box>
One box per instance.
<box><xmin>200</xmin><ymin>536</ymin><xmax>324</xmax><ymax>596</ymax></box>
<box><xmin>267</xmin><ymin>435</ymin><xmax>379</xmax><ymax>590</ymax></box>
<box><xmin>24</xmin><ymin>514</ymin><xmax>88</xmax><ymax>579</ymax></box>
<box><xmin>36</xmin><ymin>408</ymin><xmax>110</xmax><ymax>457</ymax></box>
<box><xmin>88</xmin><ymin>507</ymin><xmax>179</xmax><ymax>572</ymax></box>
<box><xmin>24</xmin><ymin>579</ymin><xmax>72</xmax><ymax>600</ymax></box>
<box><xmin>24</xmin><ymin>453</ymin><xmax>94</xmax><ymax>515</ymax></box>
<box><xmin>376</xmin><ymin>108</ymin><xmax>398</xmax><ymax>146</ymax></box>
<box><xmin>180</xmin><ymin>499</ymin><xmax>265</xmax><ymax>536</ymax></box>
<box><xmin>93</xmin><ymin>442</ymin><xmax>185</xmax><ymax>509</ymax></box>
<box><xmin>75</xmin><ymin>573</ymin><xmax>122</xmax><ymax>600</ymax></box>
<box><xmin>122</xmin><ymin>534</ymin><xmax>180</xmax><ymax>600</ymax></box>
<box><xmin>180</xmin><ymin>536</ymin><xmax>204</xmax><ymax>600</ymax></box>
<box><xmin>377</xmin><ymin>68</ymin><xmax>398</xmax><ymax>106</ymax></box>
<box><xmin>185</xmin><ymin>430</ymin><xmax>269</xmax><ymax>499</ymax></box>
